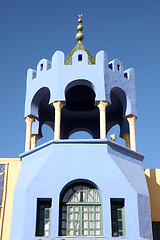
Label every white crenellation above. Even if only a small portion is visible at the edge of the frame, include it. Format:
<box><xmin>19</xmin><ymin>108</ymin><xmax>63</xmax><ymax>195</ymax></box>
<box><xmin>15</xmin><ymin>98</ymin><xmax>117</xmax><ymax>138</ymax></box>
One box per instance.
<box><xmin>27</xmin><ymin>69</ymin><xmax>37</xmax><ymax>81</ymax></box>
<box><xmin>108</xmin><ymin>59</ymin><xmax>135</xmax><ymax>80</ymax></box>
<box><xmin>124</xmin><ymin>68</ymin><xmax>135</xmax><ymax>80</ymax></box>
<box><xmin>27</xmin><ymin>53</ymin><xmax>134</xmax><ymax>82</ymax></box>
<box><xmin>52</xmin><ymin>51</ymin><xmax>65</xmax><ymax>66</ymax></box>
<box><xmin>37</xmin><ymin>59</ymin><xmax>52</xmax><ymax>76</ymax></box>
<box><xmin>32</xmin><ymin>70</ymin><xmax>37</xmax><ymax>79</ymax></box>
<box><xmin>25</xmin><ymin>50</ymin><xmax>137</xmax><ymax>118</ymax></box>
<box><xmin>108</xmin><ymin>59</ymin><xmax>124</xmax><ymax>72</ymax></box>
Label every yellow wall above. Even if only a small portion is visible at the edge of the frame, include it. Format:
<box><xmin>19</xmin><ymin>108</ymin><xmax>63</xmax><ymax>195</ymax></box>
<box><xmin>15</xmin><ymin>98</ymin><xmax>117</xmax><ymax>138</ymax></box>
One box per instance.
<box><xmin>145</xmin><ymin>169</ymin><xmax>160</xmax><ymax>221</ymax></box>
<box><xmin>0</xmin><ymin>158</ymin><xmax>21</xmax><ymax>240</ymax></box>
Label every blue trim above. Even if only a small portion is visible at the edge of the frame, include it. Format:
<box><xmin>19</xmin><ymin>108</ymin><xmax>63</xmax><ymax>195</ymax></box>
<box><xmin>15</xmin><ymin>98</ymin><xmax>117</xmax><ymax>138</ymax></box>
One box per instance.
<box><xmin>20</xmin><ymin>139</ymin><xmax>144</xmax><ymax>160</ymax></box>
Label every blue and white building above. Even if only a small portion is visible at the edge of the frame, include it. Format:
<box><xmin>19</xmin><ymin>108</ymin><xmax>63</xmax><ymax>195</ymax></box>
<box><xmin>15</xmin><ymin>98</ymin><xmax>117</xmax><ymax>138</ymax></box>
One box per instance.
<box><xmin>10</xmin><ymin>16</ymin><xmax>153</xmax><ymax>240</ymax></box>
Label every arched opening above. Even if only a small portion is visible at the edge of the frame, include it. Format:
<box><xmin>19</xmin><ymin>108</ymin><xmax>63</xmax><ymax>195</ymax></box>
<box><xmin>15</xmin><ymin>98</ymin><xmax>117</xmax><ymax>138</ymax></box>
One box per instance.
<box><xmin>65</xmin><ymin>79</ymin><xmax>95</xmax><ymax>95</ymax></box>
<box><xmin>31</xmin><ymin>87</ymin><xmax>51</xmax><ymax>118</ymax></box>
<box><xmin>31</xmin><ymin>87</ymin><xmax>54</xmax><ymax>140</ymax></box>
<box><xmin>37</xmin><ymin>124</ymin><xmax>54</xmax><ymax>146</ymax></box>
<box><xmin>107</xmin><ymin>124</ymin><xmax>125</xmax><ymax>146</ymax></box>
<box><xmin>59</xmin><ymin>181</ymin><xmax>102</xmax><ymax>236</ymax></box>
<box><xmin>61</xmin><ymin>80</ymin><xmax>99</xmax><ymax>139</ymax></box>
<box><xmin>65</xmin><ymin>84</ymin><xmax>95</xmax><ymax>111</ymax></box>
<box><xmin>106</xmin><ymin>87</ymin><xmax>129</xmax><ymax>140</ymax></box>
<box><xmin>69</xmin><ymin>130</ymin><xmax>93</xmax><ymax>139</ymax></box>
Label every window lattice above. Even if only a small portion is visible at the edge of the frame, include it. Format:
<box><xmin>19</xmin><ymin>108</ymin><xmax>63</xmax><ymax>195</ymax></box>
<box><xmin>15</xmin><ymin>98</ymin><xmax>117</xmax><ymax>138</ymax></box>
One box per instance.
<box><xmin>60</xmin><ymin>185</ymin><xmax>102</xmax><ymax>236</ymax></box>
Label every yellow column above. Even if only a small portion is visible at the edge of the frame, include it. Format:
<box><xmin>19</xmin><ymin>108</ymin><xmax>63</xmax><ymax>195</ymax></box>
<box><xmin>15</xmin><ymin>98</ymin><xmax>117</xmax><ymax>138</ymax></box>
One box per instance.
<box><xmin>123</xmin><ymin>133</ymin><xmax>131</xmax><ymax>148</ymax></box>
<box><xmin>0</xmin><ymin>164</ymin><xmax>9</xmax><ymax>239</ymax></box>
<box><xmin>31</xmin><ymin>134</ymin><xmax>39</xmax><ymax>149</ymax></box>
<box><xmin>25</xmin><ymin>116</ymin><xmax>35</xmax><ymax>152</ymax></box>
<box><xmin>53</xmin><ymin>101</ymin><xmax>63</xmax><ymax>140</ymax></box>
<box><xmin>97</xmin><ymin>101</ymin><xmax>109</xmax><ymax>139</ymax></box>
<box><xmin>127</xmin><ymin>115</ymin><xmax>137</xmax><ymax>151</ymax></box>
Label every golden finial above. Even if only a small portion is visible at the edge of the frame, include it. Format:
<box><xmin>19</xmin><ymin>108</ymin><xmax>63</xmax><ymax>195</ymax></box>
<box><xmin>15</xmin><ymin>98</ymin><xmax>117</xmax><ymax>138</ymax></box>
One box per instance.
<box><xmin>76</xmin><ymin>14</ymin><xmax>84</xmax><ymax>42</ymax></box>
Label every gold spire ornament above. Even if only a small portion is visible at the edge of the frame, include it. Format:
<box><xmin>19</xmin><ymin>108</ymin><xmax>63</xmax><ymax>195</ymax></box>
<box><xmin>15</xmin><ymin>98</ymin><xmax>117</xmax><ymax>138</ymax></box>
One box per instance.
<box><xmin>65</xmin><ymin>14</ymin><xmax>95</xmax><ymax>65</ymax></box>
<box><xmin>76</xmin><ymin>14</ymin><xmax>84</xmax><ymax>42</ymax></box>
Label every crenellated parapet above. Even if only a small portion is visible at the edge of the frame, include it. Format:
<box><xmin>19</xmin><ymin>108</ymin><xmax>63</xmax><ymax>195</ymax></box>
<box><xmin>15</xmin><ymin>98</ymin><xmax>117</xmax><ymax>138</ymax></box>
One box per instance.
<box><xmin>105</xmin><ymin>58</ymin><xmax>137</xmax><ymax>117</ymax></box>
<box><xmin>25</xmin><ymin>49</ymin><xmax>137</xmax><ymax>118</ymax></box>
<box><xmin>24</xmin><ymin>48</ymin><xmax>137</xmax><ymax>150</ymax></box>
<box><xmin>25</xmin><ymin>50</ymin><xmax>105</xmax><ymax>118</ymax></box>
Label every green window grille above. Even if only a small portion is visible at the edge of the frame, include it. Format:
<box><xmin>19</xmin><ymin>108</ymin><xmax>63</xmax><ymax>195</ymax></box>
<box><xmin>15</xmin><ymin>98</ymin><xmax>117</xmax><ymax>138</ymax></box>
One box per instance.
<box><xmin>60</xmin><ymin>184</ymin><xmax>102</xmax><ymax>236</ymax></box>
<box><xmin>36</xmin><ymin>198</ymin><xmax>52</xmax><ymax>237</ymax></box>
<box><xmin>111</xmin><ymin>198</ymin><xmax>126</xmax><ymax>237</ymax></box>
<box><xmin>152</xmin><ymin>222</ymin><xmax>160</xmax><ymax>240</ymax></box>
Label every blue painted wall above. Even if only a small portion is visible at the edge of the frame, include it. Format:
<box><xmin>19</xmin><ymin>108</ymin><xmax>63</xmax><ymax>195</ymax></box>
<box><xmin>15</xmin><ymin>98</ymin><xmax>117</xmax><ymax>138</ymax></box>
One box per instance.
<box><xmin>10</xmin><ymin>140</ymin><xmax>152</xmax><ymax>240</ymax></box>
<box><xmin>25</xmin><ymin>50</ymin><xmax>137</xmax><ymax>119</ymax></box>
<box><xmin>10</xmin><ymin>47</ymin><xmax>153</xmax><ymax>240</ymax></box>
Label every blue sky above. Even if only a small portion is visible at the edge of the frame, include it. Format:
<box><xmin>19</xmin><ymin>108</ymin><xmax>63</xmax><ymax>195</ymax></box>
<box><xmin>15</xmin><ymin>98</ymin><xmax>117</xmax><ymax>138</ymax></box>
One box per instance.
<box><xmin>0</xmin><ymin>0</ymin><xmax>160</xmax><ymax>168</ymax></box>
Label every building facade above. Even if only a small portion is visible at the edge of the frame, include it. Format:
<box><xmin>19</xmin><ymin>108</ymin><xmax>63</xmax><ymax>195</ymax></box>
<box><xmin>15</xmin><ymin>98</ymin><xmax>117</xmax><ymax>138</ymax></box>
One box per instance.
<box><xmin>0</xmin><ymin>16</ymin><xmax>158</xmax><ymax>240</ymax></box>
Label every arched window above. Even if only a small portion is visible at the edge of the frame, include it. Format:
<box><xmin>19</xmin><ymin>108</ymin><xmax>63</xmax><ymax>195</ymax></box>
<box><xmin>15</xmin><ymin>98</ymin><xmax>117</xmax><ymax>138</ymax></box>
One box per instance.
<box><xmin>59</xmin><ymin>184</ymin><xmax>102</xmax><ymax>236</ymax></box>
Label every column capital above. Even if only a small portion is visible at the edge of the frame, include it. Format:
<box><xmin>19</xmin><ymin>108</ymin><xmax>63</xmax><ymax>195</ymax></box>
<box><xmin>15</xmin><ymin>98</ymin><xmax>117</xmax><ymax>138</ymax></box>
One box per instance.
<box><xmin>31</xmin><ymin>134</ymin><xmax>39</xmax><ymax>139</ymax></box>
<box><xmin>123</xmin><ymin>133</ymin><xmax>130</xmax><ymax>148</ymax></box>
<box><xmin>97</xmin><ymin>101</ymin><xmax>109</xmax><ymax>111</ymax></box>
<box><xmin>25</xmin><ymin>116</ymin><xmax>35</xmax><ymax>152</ymax></box>
<box><xmin>25</xmin><ymin>116</ymin><xmax>35</xmax><ymax>125</ymax></box>
<box><xmin>53</xmin><ymin>101</ymin><xmax>63</xmax><ymax>111</ymax></box>
<box><xmin>31</xmin><ymin>134</ymin><xmax>39</xmax><ymax>149</ymax></box>
<box><xmin>127</xmin><ymin>115</ymin><xmax>137</xmax><ymax>125</ymax></box>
